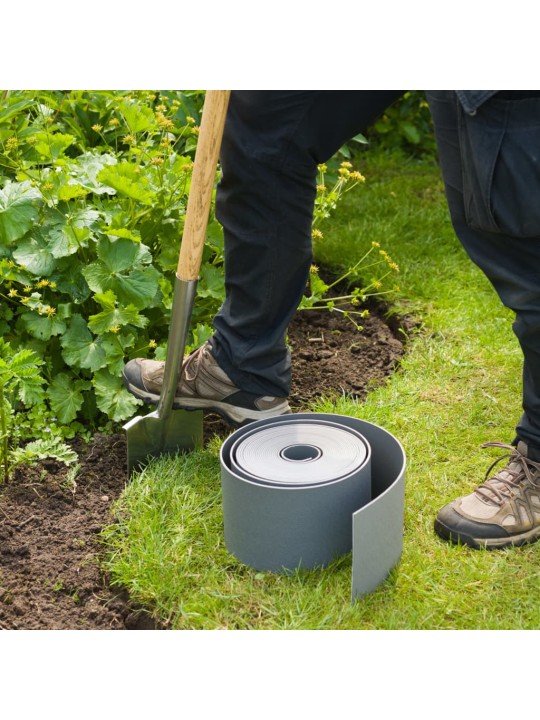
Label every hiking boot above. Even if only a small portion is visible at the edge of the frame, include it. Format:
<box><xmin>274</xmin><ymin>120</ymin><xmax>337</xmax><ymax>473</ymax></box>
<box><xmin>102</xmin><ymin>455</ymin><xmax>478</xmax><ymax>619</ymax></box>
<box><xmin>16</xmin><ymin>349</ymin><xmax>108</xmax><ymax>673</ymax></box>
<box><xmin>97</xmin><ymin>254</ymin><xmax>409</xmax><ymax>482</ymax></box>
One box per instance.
<box><xmin>434</xmin><ymin>441</ymin><xmax>540</xmax><ymax>549</ymax></box>
<box><xmin>122</xmin><ymin>341</ymin><xmax>291</xmax><ymax>427</ymax></box>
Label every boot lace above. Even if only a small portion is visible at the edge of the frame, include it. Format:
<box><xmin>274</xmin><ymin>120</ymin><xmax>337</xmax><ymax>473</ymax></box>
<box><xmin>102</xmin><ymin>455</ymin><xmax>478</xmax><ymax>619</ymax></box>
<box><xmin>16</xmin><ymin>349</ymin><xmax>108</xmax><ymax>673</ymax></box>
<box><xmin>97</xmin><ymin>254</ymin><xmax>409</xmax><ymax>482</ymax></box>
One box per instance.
<box><xmin>475</xmin><ymin>442</ymin><xmax>540</xmax><ymax>506</ymax></box>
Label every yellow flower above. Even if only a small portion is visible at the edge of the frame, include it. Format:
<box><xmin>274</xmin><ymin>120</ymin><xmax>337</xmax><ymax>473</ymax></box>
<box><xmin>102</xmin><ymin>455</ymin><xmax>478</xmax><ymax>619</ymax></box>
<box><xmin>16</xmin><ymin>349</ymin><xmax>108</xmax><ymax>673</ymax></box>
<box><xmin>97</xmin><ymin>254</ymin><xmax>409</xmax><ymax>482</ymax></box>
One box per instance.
<box><xmin>110</xmin><ymin>325</ymin><xmax>121</xmax><ymax>334</ymax></box>
<box><xmin>150</xmin><ymin>155</ymin><xmax>164</xmax><ymax>166</ymax></box>
<box><xmin>91</xmin><ymin>123</ymin><xmax>103</xmax><ymax>132</ymax></box>
<box><xmin>371</xmin><ymin>279</ymin><xmax>382</xmax><ymax>289</ymax></box>
<box><xmin>36</xmin><ymin>279</ymin><xmax>50</xmax><ymax>288</ymax></box>
<box><xmin>156</xmin><ymin>104</ymin><xmax>167</xmax><ymax>112</ymax></box>
<box><xmin>311</xmin><ymin>229</ymin><xmax>324</xmax><ymax>240</ymax></box>
<box><xmin>149</xmin><ymin>339</ymin><xmax>157</xmax><ymax>348</ymax></box>
<box><xmin>49</xmin><ymin>281</ymin><xmax>57</xmax><ymax>289</ymax></box>
<box><xmin>8</xmin><ymin>288</ymin><xmax>18</xmax><ymax>297</ymax></box>
<box><xmin>371</xmin><ymin>241</ymin><xmax>380</xmax><ymax>247</ymax></box>
<box><xmin>24</xmin><ymin>285</ymin><xmax>32</xmax><ymax>293</ymax></box>
<box><xmin>156</xmin><ymin>112</ymin><xmax>174</xmax><ymax>130</ymax></box>
<box><xmin>160</xmin><ymin>137</ymin><xmax>172</xmax><ymax>148</ymax></box>
<box><xmin>338</xmin><ymin>167</ymin><xmax>350</xmax><ymax>178</ymax></box>
<box><xmin>190</xmin><ymin>126</ymin><xmax>200</xmax><ymax>135</ymax></box>
<box><xmin>146</xmin><ymin>93</ymin><xmax>156</xmax><ymax>101</ymax></box>
<box><xmin>317</xmin><ymin>164</ymin><xmax>327</xmax><ymax>173</ymax></box>
<box><xmin>20</xmin><ymin>296</ymin><xmax>30</xmax><ymax>305</ymax></box>
<box><xmin>186</xmin><ymin>116</ymin><xmax>196</xmax><ymax>124</ymax></box>
<box><xmin>389</xmin><ymin>262</ymin><xmax>399</xmax><ymax>272</ymax></box>
<box><xmin>340</xmin><ymin>161</ymin><xmax>352</xmax><ymax>168</ymax></box>
<box><xmin>41</xmin><ymin>182</ymin><xmax>54</xmax><ymax>192</ymax></box>
<box><xmin>310</xmin><ymin>264</ymin><xmax>319</xmax><ymax>273</ymax></box>
<box><xmin>316</xmin><ymin>184</ymin><xmax>326</xmax><ymax>193</ymax></box>
<box><xmin>350</xmin><ymin>171</ymin><xmax>365</xmax><ymax>182</ymax></box>
<box><xmin>123</xmin><ymin>133</ymin><xmax>137</xmax><ymax>145</ymax></box>
<box><xmin>45</xmin><ymin>306</ymin><xmax>56</xmax><ymax>316</ymax></box>
<box><xmin>109</xmin><ymin>118</ymin><xmax>120</xmax><ymax>126</ymax></box>
<box><xmin>6</xmin><ymin>137</ymin><xmax>18</xmax><ymax>151</ymax></box>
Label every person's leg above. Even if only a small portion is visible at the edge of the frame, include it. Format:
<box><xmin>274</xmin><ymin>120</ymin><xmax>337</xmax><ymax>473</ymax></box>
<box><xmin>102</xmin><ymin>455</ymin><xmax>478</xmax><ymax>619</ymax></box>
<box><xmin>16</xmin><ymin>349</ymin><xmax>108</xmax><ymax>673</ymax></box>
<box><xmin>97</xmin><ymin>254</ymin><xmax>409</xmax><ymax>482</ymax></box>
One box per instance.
<box><xmin>212</xmin><ymin>90</ymin><xmax>404</xmax><ymax>397</ymax></box>
<box><xmin>428</xmin><ymin>91</ymin><xmax>540</xmax><ymax>453</ymax></box>
<box><xmin>124</xmin><ymin>90</ymin><xmax>403</xmax><ymax>424</ymax></box>
<box><xmin>427</xmin><ymin>90</ymin><xmax>540</xmax><ymax>548</ymax></box>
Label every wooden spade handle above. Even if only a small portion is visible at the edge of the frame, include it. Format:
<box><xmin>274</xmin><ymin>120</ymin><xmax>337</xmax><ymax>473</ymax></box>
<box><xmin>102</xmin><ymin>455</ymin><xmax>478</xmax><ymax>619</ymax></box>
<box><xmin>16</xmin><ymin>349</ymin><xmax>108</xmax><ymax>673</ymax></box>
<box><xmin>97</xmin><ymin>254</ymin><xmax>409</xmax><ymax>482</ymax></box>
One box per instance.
<box><xmin>177</xmin><ymin>90</ymin><xmax>231</xmax><ymax>281</ymax></box>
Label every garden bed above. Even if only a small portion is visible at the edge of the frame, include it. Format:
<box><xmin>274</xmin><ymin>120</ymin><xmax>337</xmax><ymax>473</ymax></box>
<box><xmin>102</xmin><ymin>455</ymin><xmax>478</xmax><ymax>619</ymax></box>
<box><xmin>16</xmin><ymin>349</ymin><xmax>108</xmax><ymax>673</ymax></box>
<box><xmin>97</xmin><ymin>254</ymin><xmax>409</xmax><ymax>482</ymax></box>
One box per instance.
<box><xmin>0</xmin><ymin>302</ymin><xmax>412</xmax><ymax>630</ymax></box>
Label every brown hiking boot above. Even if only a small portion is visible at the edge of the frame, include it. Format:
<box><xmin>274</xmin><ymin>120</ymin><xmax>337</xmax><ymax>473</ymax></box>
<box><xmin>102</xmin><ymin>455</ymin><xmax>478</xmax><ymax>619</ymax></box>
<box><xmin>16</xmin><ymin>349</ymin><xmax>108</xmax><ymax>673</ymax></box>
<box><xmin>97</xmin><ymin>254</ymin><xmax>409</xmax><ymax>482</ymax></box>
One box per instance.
<box><xmin>434</xmin><ymin>441</ymin><xmax>540</xmax><ymax>549</ymax></box>
<box><xmin>122</xmin><ymin>341</ymin><xmax>291</xmax><ymax>427</ymax></box>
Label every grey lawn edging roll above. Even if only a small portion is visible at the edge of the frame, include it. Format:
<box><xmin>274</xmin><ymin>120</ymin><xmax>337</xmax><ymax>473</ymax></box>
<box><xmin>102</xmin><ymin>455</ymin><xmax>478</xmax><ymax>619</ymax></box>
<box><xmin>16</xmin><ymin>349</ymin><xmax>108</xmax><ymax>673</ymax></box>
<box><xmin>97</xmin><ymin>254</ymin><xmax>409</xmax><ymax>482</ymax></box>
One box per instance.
<box><xmin>220</xmin><ymin>412</ymin><xmax>406</xmax><ymax>600</ymax></box>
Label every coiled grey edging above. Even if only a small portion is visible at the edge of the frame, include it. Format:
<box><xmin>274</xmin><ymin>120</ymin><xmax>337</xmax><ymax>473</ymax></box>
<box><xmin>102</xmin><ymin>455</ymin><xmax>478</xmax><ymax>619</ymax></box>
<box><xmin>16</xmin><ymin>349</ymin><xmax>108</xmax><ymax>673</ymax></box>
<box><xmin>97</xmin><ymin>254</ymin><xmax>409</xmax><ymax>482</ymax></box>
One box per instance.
<box><xmin>220</xmin><ymin>413</ymin><xmax>406</xmax><ymax>600</ymax></box>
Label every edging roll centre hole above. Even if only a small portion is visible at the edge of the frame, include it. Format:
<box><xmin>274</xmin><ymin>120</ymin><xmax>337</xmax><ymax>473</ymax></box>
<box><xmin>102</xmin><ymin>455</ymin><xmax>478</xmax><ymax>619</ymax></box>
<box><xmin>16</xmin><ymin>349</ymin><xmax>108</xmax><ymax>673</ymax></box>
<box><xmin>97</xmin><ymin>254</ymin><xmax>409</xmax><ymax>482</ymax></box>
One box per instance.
<box><xmin>279</xmin><ymin>444</ymin><xmax>323</xmax><ymax>463</ymax></box>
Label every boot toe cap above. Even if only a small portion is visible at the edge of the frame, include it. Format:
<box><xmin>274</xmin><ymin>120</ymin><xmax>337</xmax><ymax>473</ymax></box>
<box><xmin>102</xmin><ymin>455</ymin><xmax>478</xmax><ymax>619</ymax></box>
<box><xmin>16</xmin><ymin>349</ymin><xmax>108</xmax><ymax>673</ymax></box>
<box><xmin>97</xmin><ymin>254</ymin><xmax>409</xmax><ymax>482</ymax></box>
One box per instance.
<box><xmin>434</xmin><ymin>502</ymin><xmax>510</xmax><ymax>547</ymax></box>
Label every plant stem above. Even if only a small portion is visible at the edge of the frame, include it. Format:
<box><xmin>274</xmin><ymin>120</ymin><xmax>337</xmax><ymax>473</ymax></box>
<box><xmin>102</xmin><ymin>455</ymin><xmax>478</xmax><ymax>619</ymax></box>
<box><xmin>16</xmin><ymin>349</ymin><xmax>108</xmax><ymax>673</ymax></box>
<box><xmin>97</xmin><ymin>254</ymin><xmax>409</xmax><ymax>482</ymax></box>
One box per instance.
<box><xmin>0</xmin><ymin>385</ymin><xmax>8</xmax><ymax>483</ymax></box>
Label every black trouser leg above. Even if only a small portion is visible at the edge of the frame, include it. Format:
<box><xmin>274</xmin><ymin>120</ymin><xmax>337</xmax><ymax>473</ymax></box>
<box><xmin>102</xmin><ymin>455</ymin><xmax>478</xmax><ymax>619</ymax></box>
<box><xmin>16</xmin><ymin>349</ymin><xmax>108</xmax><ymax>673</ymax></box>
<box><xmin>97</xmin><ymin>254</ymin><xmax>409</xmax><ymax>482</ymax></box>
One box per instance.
<box><xmin>428</xmin><ymin>90</ymin><xmax>540</xmax><ymax>451</ymax></box>
<box><xmin>213</xmin><ymin>90</ymin><xmax>403</xmax><ymax>396</ymax></box>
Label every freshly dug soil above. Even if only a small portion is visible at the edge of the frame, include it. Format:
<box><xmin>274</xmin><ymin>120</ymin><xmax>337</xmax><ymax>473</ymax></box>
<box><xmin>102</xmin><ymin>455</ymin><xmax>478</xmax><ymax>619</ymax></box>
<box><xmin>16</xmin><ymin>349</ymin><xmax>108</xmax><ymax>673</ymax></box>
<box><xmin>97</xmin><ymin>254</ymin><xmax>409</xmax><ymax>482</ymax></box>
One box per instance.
<box><xmin>0</xmin><ymin>301</ymin><xmax>414</xmax><ymax>630</ymax></box>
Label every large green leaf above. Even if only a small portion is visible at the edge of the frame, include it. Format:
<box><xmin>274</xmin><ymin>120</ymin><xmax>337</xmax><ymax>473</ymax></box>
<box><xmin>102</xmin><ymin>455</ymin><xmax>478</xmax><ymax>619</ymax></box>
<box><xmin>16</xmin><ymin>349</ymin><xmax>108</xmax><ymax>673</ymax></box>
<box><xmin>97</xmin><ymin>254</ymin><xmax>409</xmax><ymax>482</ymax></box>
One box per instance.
<box><xmin>56</xmin><ymin>183</ymin><xmax>89</xmax><ymax>202</ymax></box>
<box><xmin>21</xmin><ymin>312</ymin><xmax>67</xmax><ymax>341</ymax></box>
<box><xmin>43</xmin><ymin>208</ymin><xmax>99</xmax><ymax>258</ymax></box>
<box><xmin>100</xmin><ymin>331</ymin><xmax>136</xmax><ymax>375</ymax></box>
<box><xmin>27</xmin><ymin>131</ymin><xmax>75</xmax><ymax>162</ymax></box>
<box><xmin>61</xmin><ymin>314</ymin><xmax>107</xmax><ymax>371</ymax></box>
<box><xmin>0</xmin><ymin>181</ymin><xmax>41</xmax><ymax>245</ymax></box>
<box><xmin>102</xmin><ymin>226</ymin><xmax>141</xmax><ymax>242</ymax></box>
<box><xmin>93</xmin><ymin>369</ymin><xmax>142</xmax><ymax>422</ymax></box>
<box><xmin>82</xmin><ymin>238</ymin><xmax>160</xmax><ymax>309</ymax></box>
<box><xmin>86</xmin><ymin>264</ymin><xmax>160</xmax><ymax>309</ymax></box>
<box><xmin>12</xmin><ymin>228</ymin><xmax>56</xmax><ymax>276</ymax></box>
<box><xmin>54</xmin><ymin>262</ymin><xmax>92</xmax><ymax>303</ymax></box>
<box><xmin>97</xmin><ymin>162</ymin><xmax>156</xmax><ymax>205</ymax></box>
<box><xmin>66</xmin><ymin>152</ymin><xmax>117</xmax><ymax>195</ymax></box>
<box><xmin>96</xmin><ymin>236</ymin><xmax>151</xmax><ymax>272</ymax></box>
<box><xmin>17</xmin><ymin>374</ymin><xmax>46</xmax><ymax>406</ymax></box>
<box><xmin>47</xmin><ymin>372</ymin><xmax>90</xmax><ymax>424</ymax></box>
<box><xmin>119</xmin><ymin>100</ymin><xmax>157</xmax><ymax>134</ymax></box>
<box><xmin>197</xmin><ymin>264</ymin><xmax>225</xmax><ymax>301</ymax></box>
<box><xmin>0</xmin><ymin>97</ymin><xmax>35</xmax><ymax>124</ymax></box>
<box><xmin>0</xmin><ymin>348</ymin><xmax>44</xmax><ymax>395</ymax></box>
<box><xmin>88</xmin><ymin>290</ymin><xmax>148</xmax><ymax>333</ymax></box>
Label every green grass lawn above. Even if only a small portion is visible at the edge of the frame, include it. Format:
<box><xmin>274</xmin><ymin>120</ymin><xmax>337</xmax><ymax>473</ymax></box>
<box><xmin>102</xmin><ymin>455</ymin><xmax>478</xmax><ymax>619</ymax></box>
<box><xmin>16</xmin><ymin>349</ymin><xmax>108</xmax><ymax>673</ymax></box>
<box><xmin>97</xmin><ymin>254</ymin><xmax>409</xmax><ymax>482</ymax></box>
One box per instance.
<box><xmin>101</xmin><ymin>149</ymin><xmax>540</xmax><ymax>630</ymax></box>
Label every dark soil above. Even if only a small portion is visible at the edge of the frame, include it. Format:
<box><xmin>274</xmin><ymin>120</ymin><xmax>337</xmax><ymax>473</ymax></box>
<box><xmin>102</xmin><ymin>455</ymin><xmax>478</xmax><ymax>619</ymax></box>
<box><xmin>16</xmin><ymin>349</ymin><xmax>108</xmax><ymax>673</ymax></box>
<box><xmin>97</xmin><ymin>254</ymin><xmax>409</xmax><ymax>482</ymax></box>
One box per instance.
<box><xmin>0</xmin><ymin>300</ymin><xmax>415</xmax><ymax>630</ymax></box>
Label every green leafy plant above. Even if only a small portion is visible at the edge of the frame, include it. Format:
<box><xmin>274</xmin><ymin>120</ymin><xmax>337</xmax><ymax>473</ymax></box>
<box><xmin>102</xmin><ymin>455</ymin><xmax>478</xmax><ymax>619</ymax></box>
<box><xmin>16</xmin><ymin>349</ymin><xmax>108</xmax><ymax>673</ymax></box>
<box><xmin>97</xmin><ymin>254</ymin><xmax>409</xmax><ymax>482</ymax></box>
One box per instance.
<box><xmin>366</xmin><ymin>91</ymin><xmax>436</xmax><ymax>156</ymax></box>
<box><xmin>0</xmin><ymin>91</ymin><xmax>397</xmax><ymax>432</ymax></box>
<box><xmin>0</xmin><ymin>91</ymin><xmax>219</xmax><ymax>429</ymax></box>
<box><xmin>301</xmin><ymin>160</ymin><xmax>400</xmax><ymax>328</ymax></box>
<box><xmin>9</xmin><ymin>436</ymin><xmax>78</xmax><ymax>469</ymax></box>
<box><xmin>0</xmin><ymin>339</ymin><xmax>76</xmax><ymax>482</ymax></box>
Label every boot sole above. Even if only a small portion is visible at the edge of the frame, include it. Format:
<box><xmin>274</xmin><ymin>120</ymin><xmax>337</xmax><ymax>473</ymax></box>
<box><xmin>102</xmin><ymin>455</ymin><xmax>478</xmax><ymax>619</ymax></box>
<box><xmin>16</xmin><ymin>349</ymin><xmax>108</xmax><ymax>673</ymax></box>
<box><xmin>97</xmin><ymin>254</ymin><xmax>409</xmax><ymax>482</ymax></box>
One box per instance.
<box><xmin>434</xmin><ymin>517</ymin><xmax>540</xmax><ymax>549</ymax></box>
<box><xmin>122</xmin><ymin>375</ymin><xmax>291</xmax><ymax>428</ymax></box>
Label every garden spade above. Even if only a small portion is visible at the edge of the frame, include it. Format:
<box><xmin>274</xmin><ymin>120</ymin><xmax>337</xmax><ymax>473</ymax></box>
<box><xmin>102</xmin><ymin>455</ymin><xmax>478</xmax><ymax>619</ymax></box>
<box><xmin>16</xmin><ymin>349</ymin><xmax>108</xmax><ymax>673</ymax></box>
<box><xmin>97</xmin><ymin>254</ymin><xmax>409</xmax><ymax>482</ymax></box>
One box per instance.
<box><xmin>124</xmin><ymin>90</ymin><xmax>231</xmax><ymax>475</ymax></box>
